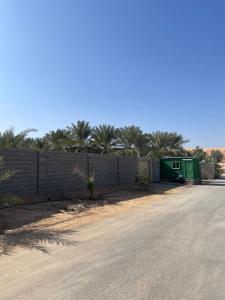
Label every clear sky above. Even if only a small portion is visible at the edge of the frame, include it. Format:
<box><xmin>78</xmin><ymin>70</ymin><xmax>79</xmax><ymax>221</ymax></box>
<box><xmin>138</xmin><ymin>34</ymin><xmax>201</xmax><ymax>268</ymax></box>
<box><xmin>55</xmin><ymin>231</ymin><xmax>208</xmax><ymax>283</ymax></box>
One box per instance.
<box><xmin>0</xmin><ymin>0</ymin><xmax>225</xmax><ymax>147</ymax></box>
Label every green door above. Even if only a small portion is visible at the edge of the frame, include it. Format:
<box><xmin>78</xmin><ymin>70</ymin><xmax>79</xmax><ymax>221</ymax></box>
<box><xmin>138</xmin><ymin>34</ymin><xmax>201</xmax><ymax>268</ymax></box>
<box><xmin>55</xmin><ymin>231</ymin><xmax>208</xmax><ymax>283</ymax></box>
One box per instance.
<box><xmin>183</xmin><ymin>160</ymin><xmax>193</xmax><ymax>179</ymax></box>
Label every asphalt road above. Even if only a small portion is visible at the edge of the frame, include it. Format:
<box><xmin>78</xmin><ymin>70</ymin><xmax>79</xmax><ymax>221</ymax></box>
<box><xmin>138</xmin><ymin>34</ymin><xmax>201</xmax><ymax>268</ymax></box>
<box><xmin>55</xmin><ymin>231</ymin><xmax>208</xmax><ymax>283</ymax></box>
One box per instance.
<box><xmin>1</xmin><ymin>184</ymin><xmax>225</xmax><ymax>299</ymax></box>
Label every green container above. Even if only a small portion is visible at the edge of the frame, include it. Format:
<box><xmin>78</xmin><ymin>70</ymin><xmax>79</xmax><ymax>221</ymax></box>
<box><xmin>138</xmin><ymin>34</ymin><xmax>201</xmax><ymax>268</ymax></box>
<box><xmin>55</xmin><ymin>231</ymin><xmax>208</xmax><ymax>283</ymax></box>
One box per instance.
<box><xmin>160</xmin><ymin>157</ymin><xmax>200</xmax><ymax>182</ymax></box>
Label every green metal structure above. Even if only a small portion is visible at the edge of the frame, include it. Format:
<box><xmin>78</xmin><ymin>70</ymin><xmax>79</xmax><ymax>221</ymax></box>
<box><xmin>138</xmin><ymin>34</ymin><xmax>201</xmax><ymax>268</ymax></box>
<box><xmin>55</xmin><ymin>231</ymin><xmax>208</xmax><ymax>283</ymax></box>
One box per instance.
<box><xmin>160</xmin><ymin>157</ymin><xmax>200</xmax><ymax>183</ymax></box>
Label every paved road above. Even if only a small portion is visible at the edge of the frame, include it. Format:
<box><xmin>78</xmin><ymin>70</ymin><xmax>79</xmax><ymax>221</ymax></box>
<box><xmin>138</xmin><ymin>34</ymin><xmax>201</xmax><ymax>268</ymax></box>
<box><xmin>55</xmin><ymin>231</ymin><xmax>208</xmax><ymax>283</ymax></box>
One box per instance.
<box><xmin>1</xmin><ymin>184</ymin><xmax>225</xmax><ymax>299</ymax></box>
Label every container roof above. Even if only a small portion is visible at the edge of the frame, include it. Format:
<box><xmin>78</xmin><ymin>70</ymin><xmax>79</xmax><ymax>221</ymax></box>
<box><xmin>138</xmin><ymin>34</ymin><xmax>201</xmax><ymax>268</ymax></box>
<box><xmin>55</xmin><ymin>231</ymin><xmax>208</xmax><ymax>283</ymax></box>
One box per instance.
<box><xmin>162</xmin><ymin>157</ymin><xmax>196</xmax><ymax>159</ymax></box>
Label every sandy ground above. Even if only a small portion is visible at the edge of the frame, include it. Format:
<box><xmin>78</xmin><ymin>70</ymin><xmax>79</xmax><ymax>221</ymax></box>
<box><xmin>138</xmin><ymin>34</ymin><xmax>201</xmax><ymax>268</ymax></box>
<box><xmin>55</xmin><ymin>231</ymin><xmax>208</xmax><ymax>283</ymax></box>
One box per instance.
<box><xmin>44</xmin><ymin>184</ymin><xmax>185</xmax><ymax>231</ymax></box>
<box><xmin>0</xmin><ymin>183</ymin><xmax>185</xmax><ymax>235</ymax></box>
<box><xmin>2</xmin><ymin>184</ymin><xmax>225</xmax><ymax>299</ymax></box>
<box><xmin>0</xmin><ymin>183</ymin><xmax>187</xmax><ymax>258</ymax></box>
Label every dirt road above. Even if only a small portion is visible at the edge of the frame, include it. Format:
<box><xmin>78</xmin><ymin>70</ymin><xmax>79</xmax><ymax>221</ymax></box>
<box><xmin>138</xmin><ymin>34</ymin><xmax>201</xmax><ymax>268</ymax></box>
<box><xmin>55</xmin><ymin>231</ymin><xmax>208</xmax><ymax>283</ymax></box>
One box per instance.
<box><xmin>1</xmin><ymin>184</ymin><xmax>225</xmax><ymax>299</ymax></box>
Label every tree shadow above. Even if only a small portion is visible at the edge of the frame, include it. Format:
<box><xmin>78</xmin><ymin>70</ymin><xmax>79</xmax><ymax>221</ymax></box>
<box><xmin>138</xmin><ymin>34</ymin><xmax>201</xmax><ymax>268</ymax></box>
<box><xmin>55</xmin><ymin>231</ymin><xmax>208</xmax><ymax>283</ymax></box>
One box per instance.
<box><xmin>0</xmin><ymin>226</ymin><xmax>78</xmax><ymax>256</ymax></box>
<box><xmin>0</xmin><ymin>199</ymin><xmax>85</xmax><ymax>232</ymax></box>
<box><xmin>96</xmin><ymin>183</ymin><xmax>183</xmax><ymax>206</ymax></box>
<box><xmin>152</xmin><ymin>182</ymin><xmax>185</xmax><ymax>195</ymax></box>
<box><xmin>0</xmin><ymin>182</ymin><xmax>183</xmax><ymax>244</ymax></box>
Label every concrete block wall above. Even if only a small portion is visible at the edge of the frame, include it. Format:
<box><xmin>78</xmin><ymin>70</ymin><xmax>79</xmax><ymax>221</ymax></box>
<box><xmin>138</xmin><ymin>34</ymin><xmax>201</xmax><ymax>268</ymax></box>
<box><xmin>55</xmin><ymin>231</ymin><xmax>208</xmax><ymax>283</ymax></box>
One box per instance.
<box><xmin>138</xmin><ymin>158</ymin><xmax>150</xmax><ymax>178</ymax></box>
<box><xmin>200</xmin><ymin>162</ymin><xmax>216</xmax><ymax>180</ymax></box>
<box><xmin>136</xmin><ymin>157</ymin><xmax>160</xmax><ymax>183</ymax></box>
<box><xmin>152</xmin><ymin>159</ymin><xmax>160</xmax><ymax>182</ymax></box>
<box><xmin>0</xmin><ymin>148</ymin><xmax>160</xmax><ymax>196</ymax></box>
<box><xmin>39</xmin><ymin>152</ymin><xmax>88</xmax><ymax>194</ymax></box>
<box><xmin>119</xmin><ymin>156</ymin><xmax>138</xmax><ymax>185</ymax></box>
<box><xmin>89</xmin><ymin>154</ymin><xmax>119</xmax><ymax>187</ymax></box>
<box><xmin>0</xmin><ymin>148</ymin><xmax>38</xmax><ymax>194</ymax></box>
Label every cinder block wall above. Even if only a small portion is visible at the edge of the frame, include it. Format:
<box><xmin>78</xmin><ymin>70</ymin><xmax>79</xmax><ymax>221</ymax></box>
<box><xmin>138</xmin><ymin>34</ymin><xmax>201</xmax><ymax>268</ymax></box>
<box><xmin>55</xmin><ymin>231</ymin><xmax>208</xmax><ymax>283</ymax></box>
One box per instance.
<box><xmin>152</xmin><ymin>159</ymin><xmax>160</xmax><ymax>182</ymax></box>
<box><xmin>138</xmin><ymin>158</ymin><xmax>150</xmax><ymax>178</ymax></box>
<box><xmin>119</xmin><ymin>156</ymin><xmax>138</xmax><ymax>185</ymax></box>
<box><xmin>0</xmin><ymin>148</ymin><xmax>160</xmax><ymax>196</ymax></box>
<box><xmin>0</xmin><ymin>148</ymin><xmax>38</xmax><ymax>194</ymax></box>
<box><xmin>39</xmin><ymin>152</ymin><xmax>88</xmax><ymax>194</ymax></box>
<box><xmin>200</xmin><ymin>162</ymin><xmax>216</xmax><ymax>180</ymax></box>
<box><xmin>89</xmin><ymin>154</ymin><xmax>119</xmax><ymax>187</ymax></box>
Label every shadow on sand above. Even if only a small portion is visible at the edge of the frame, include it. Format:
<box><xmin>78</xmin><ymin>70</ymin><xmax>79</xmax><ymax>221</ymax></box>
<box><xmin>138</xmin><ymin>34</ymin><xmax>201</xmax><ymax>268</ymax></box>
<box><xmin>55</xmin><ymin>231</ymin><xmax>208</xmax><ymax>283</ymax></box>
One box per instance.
<box><xmin>0</xmin><ymin>226</ymin><xmax>77</xmax><ymax>256</ymax></box>
<box><xmin>94</xmin><ymin>182</ymin><xmax>184</xmax><ymax>206</ymax></box>
<box><xmin>0</xmin><ymin>183</ymin><xmax>181</xmax><ymax>256</ymax></box>
<box><xmin>0</xmin><ymin>183</ymin><xmax>181</xmax><ymax>231</ymax></box>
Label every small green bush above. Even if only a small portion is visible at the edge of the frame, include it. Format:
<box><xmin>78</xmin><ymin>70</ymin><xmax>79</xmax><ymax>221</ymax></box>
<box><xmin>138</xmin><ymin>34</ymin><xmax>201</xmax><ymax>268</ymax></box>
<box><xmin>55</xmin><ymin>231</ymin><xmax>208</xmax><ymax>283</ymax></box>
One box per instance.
<box><xmin>73</xmin><ymin>165</ymin><xmax>95</xmax><ymax>200</ymax></box>
<box><xmin>135</xmin><ymin>172</ymin><xmax>149</xmax><ymax>186</ymax></box>
<box><xmin>87</xmin><ymin>175</ymin><xmax>95</xmax><ymax>200</ymax></box>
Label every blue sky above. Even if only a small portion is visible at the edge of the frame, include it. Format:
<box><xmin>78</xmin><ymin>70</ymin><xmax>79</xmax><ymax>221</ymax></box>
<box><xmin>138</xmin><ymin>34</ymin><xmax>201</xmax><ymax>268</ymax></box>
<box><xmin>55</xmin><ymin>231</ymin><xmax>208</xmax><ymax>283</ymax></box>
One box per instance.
<box><xmin>0</xmin><ymin>0</ymin><xmax>225</xmax><ymax>147</ymax></box>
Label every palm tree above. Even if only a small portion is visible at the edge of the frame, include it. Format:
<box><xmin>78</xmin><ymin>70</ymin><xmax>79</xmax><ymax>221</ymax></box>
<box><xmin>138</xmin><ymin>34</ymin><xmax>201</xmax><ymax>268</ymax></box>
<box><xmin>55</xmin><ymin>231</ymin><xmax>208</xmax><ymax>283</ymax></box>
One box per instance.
<box><xmin>148</xmin><ymin>131</ymin><xmax>188</xmax><ymax>158</ymax></box>
<box><xmin>136</xmin><ymin>133</ymin><xmax>151</xmax><ymax>157</ymax></box>
<box><xmin>91</xmin><ymin>125</ymin><xmax>117</xmax><ymax>154</ymax></box>
<box><xmin>0</xmin><ymin>128</ymin><xmax>36</xmax><ymax>148</ymax></box>
<box><xmin>210</xmin><ymin>150</ymin><xmax>224</xmax><ymax>162</ymax></box>
<box><xmin>118</xmin><ymin>126</ymin><xmax>143</xmax><ymax>149</ymax></box>
<box><xmin>67</xmin><ymin>121</ymin><xmax>92</xmax><ymax>152</ymax></box>
<box><xmin>44</xmin><ymin>129</ymin><xmax>70</xmax><ymax>151</ymax></box>
<box><xmin>23</xmin><ymin>137</ymin><xmax>47</xmax><ymax>150</ymax></box>
<box><xmin>192</xmin><ymin>147</ymin><xmax>207</xmax><ymax>161</ymax></box>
